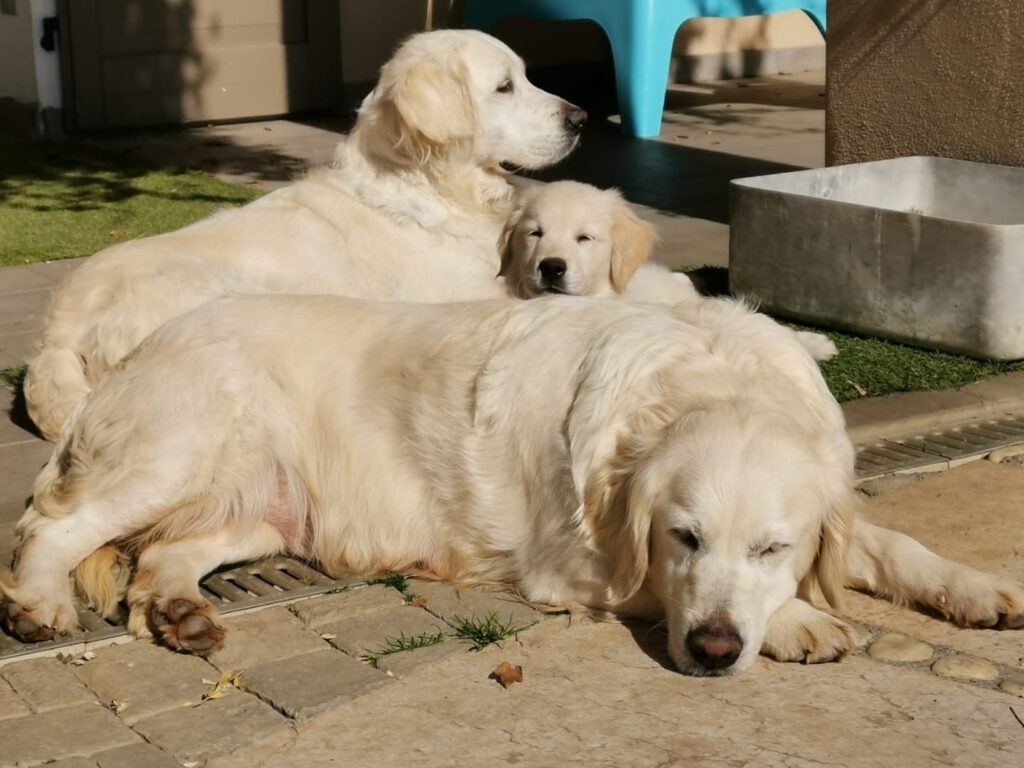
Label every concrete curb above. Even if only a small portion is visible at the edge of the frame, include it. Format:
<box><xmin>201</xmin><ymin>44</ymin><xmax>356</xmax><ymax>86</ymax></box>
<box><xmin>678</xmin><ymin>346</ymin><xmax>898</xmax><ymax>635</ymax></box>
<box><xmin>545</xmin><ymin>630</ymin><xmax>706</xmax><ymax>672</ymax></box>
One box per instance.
<box><xmin>844</xmin><ymin>371</ymin><xmax>1024</xmax><ymax>444</ymax></box>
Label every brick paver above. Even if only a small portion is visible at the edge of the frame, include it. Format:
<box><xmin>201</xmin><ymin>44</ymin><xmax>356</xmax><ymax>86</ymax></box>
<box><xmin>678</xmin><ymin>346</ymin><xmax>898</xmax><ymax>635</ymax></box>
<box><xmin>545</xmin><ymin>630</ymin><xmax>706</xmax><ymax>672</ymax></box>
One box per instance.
<box><xmin>72</xmin><ymin>640</ymin><xmax>216</xmax><ymax>725</ymax></box>
<box><xmin>132</xmin><ymin>691</ymin><xmax>293</xmax><ymax>764</ymax></box>
<box><xmin>240</xmin><ymin>648</ymin><xmax>388</xmax><ymax>720</ymax></box>
<box><xmin>318</xmin><ymin>603</ymin><xmax>449</xmax><ymax>658</ymax></box>
<box><xmin>90</xmin><ymin>742</ymin><xmax>183</xmax><ymax>768</ymax></box>
<box><xmin>209</xmin><ymin>605</ymin><xmax>329</xmax><ymax>672</ymax></box>
<box><xmin>289</xmin><ymin>584</ymin><xmax>403</xmax><ymax>627</ymax></box>
<box><xmin>407</xmin><ymin>580</ymin><xmax>544</xmax><ymax>629</ymax></box>
<box><xmin>1</xmin><ymin>656</ymin><xmax>97</xmax><ymax>713</ymax></box>
<box><xmin>0</xmin><ymin>702</ymin><xmax>140</xmax><ymax>766</ymax></box>
<box><xmin>0</xmin><ymin>677</ymin><xmax>29</xmax><ymax>721</ymax></box>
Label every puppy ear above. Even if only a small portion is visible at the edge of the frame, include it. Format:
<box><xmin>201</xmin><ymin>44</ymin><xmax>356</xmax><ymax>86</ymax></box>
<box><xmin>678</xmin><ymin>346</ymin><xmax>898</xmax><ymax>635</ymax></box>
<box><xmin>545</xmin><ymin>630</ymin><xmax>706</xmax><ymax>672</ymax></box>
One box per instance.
<box><xmin>610</xmin><ymin>196</ymin><xmax>657</xmax><ymax>293</ymax></box>
<box><xmin>373</xmin><ymin>58</ymin><xmax>476</xmax><ymax>164</ymax></box>
<box><xmin>497</xmin><ymin>204</ymin><xmax>523</xmax><ymax>279</ymax></box>
<box><xmin>799</xmin><ymin>492</ymin><xmax>855</xmax><ymax>610</ymax></box>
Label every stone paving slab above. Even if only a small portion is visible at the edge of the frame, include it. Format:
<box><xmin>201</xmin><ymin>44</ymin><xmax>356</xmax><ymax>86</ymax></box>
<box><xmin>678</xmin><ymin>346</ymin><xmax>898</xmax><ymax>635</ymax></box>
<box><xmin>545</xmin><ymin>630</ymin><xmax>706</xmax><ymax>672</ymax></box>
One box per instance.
<box><xmin>0</xmin><ymin>438</ymin><xmax>50</xmax><ymax>527</ymax></box>
<box><xmin>849</xmin><ymin>460</ymin><xmax>1024</xmax><ymax>670</ymax></box>
<box><xmin>0</xmin><ymin>677</ymin><xmax>28</xmax><ymax>721</ymax></box>
<box><xmin>407</xmin><ymin>580</ymin><xmax>544</xmax><ymax>630</ymax></box>
<box><xmin>317</xmin><ymin>603</ymin><xmax>449</xmax><ymax>658</ymax></box>
<box><xmin>240</xmin><ymin>648</ymin><xmax>388</xmax><ymax>720</ymax></box>
<box><xmin>132</xmin><ymin>691</ymin><xmax>293</xmax><ymax>765</ymax></box>
<box><xmin>1</xmin><ymin>657</ymin><xmax>96</xmax><ymax>713</ymax></box>
<box><xmin>72</xmin><ymin>640</ymin><xmax>216</xmax><ymax>725</ymax></box>
<box><xmin>89</xmin><ymin>742</ymin><xmax>182</xmax><ymax>768</ymax></box>
<box><xmin>208</xmin><ymin>618</ymin><xmax>1024</xmax><ymax>768</ymax></box>
<box><xmin>0</xmin><ymin>289</ymin><xmax>49</xmax><ymax>335</ymax></box>
<box><xmin>373</xmin><ymin>638</ymin><xmax>474</xmax><ymax>679</ymax></box>
<box><xmin>288</xmin><ymin>584</ymin><xmax>403</xmax><ymax>628</ymax></box>
<box><xmin>0</xmin><ymin>702</ymin><xmax>140</xmax><ymax>767</ymax></box>
<box><xmin>208</xmin><ymin>605</ymin><xmax>330</xmax><ymax>672</ymax></box>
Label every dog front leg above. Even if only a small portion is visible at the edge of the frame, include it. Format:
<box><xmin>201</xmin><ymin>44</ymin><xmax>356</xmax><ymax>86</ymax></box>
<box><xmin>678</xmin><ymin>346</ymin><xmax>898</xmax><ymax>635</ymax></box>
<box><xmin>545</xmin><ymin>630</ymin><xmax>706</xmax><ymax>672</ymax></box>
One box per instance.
<box><xmin>846</xmin><ymin>519</ymin><xmax>1024</xmax><ymax>629</ymax></box>
<box><xmin>761</xmin><ymin>597</ymin><xmax>856</xmax><ymax>664</ymax></box>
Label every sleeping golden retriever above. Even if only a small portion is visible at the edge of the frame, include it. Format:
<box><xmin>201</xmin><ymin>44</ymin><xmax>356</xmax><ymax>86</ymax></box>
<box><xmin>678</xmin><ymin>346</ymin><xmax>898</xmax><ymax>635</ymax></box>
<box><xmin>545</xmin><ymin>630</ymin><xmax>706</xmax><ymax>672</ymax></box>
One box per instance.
<box><xmin>500</xmin><ymin>180</ymin><xmax>838</xmax><ymax>362</ymax></box>
<box><xmin>5</xmin><ymin>296</ymin><xmax>1020</xmax><ymax>674</ymax></box>
<box><xmin>24</xmin><ymin>29</ymin><xmax>587</xmax><ymax>441</ymax></box>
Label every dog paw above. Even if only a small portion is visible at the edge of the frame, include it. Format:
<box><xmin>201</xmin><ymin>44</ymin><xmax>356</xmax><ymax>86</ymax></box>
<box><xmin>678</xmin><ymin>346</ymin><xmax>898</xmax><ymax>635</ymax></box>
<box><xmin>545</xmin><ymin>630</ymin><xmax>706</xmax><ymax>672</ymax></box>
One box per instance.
<box><xmin>926</xmin><ymin>573</ymin><xmax>1024</xmax><ymax>630</ymax></box>
<box><xmin>151</xmin><ymin>598</ymin><xmax>225</xmax><ymax>655</ymax></box>
<box><xmin>4</xmin><ymin>599</ymin><xmax>78</xmax><ymax>643</ymax></box>
<box><xmin>762</xmin><ymin>599</ymin><xmax>856</xmax><ymax>664</ymax></box>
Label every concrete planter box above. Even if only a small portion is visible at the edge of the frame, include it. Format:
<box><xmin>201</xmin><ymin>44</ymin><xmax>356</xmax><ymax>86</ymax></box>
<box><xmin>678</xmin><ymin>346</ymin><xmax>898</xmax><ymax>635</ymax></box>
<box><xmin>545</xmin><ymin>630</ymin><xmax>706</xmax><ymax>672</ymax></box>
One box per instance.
<box><xmin>729</xmin><ymin>156</ymin><xmax>1024</xmax><ymax>360</ymax></box>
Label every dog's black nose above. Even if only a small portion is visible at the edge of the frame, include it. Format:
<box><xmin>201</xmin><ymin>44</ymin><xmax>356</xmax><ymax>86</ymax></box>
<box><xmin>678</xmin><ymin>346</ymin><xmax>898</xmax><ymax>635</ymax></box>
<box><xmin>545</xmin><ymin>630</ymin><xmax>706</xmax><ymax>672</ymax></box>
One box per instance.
<box><xmin>685</xmin><ymin>612</ymin><xmax>743</xmax><ymax>672</ymax></box>
<box><xmin>538</xmin><ymin>258</ymin><xmax>567</xmax><ymax>283</ymax></box>
<box><xmin>564</xmin><ymin>106</ymin><xmax>588</xmax><ymax>134</ymax></box>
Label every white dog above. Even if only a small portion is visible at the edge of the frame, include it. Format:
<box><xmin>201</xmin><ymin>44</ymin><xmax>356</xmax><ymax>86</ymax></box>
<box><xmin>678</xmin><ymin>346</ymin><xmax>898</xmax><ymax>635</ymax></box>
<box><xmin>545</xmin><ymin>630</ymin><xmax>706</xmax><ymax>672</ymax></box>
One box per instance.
<box><xmin>5</xmin><ymin>296</ymin><xmax>1020</xmax><ymax>674</ymax></box>
<box><xmin>24</xmin><ymin>29</ymin><xmax>587</xmax><ymax>441</ymax></box>
<box><xmin>500</xmin><ymin>181</ymin><xmax>838</xmax><ymax>362</ymax></box>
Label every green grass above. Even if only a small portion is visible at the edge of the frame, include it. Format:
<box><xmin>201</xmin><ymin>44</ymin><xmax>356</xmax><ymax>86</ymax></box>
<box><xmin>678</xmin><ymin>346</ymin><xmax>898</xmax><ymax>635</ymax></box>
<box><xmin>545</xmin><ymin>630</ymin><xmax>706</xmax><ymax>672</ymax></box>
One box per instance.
<box><xmin>0</xmin><ymin>142</ymin><xmax>260</xmax><ymax>267</ymax></box>
<box><xmin>0</xmin><ymin>365</ymin><xmax>26</xmax><ymax>391</ymax></box>
<box><xmin>800</xmin><ymin>325</ymin><xmax>1024</xmax><ymax>403</ymax></box>
<box><xmin>365</xmin><ymin>572</ymin><xmax>409</xmax><ymax>592</ymax></box>
<box><xmin>361</xmin><ymin>628</ymin><xmax>447</xmax><ymax>666</ymax></box>
<box><xmin>450</xmin><ymin>612</ymin><xmax>538</xmax><ymax>651</ymax></box>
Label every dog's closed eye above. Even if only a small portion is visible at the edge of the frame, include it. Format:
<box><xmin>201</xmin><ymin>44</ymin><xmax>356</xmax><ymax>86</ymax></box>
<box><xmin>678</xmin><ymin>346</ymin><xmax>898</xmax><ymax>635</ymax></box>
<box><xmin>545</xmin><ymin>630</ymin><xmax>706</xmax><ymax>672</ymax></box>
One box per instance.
<box><xmin>528</xmin><ymin>228</ymin><xmax>543</xmax><ymax>238</ymax></box>
<box><xmin>671</xmin><ymin>528</ymin><xmax>701</xmax><ymax>551</ymax></box>
<box><xmin>751</xmin><ymin>542</ymin><xmax>791</xmax><ymax>560</ymax></box>
<box><xmin>496</xmin><ymin>79</ymin><xmax>514</xmax><ymax>94</ymax></box>
<box><xmin>576</xmin><ymin>234</ymin><xmax>593</xmax><ymax>244</ymax></box>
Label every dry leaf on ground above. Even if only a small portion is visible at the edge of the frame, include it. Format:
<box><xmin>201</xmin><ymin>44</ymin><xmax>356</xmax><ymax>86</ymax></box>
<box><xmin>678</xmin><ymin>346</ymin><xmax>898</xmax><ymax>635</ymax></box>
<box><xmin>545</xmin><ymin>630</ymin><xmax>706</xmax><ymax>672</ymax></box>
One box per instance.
<box><xmin>407</xmin><ymin>595</ymin><xmax>428</xmax><ymax>608</ymax></box>
<box><xmin>196</xmin><ymin>671</ymin><xmax>241</xmax><ymax>705</ymax></box>
<box><xmin>490</xmin><ymin>661</ymin><xmax>524</xmax><ymax>688</ymax></box>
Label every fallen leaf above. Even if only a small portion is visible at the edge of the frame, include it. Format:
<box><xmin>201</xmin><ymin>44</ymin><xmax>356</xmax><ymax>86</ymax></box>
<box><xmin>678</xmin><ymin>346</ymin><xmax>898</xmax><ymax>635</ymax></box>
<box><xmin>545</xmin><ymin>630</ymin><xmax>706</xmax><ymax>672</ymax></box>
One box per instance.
<box><xmin>490</xmin><ymin>661</ymin><xmax>523</xmax><ymax>689</ymax></box>
<box><xmin>196</xmin><ymin>671</ymin><xmax>241</xmax><ymax>706</ymax></box>
<box><xmin>109</xmin><ymin>230</ymin><xmax>123</xmax><ymax>238</ymax></box>
<box><xmin>847</xmin><ymin>380</ymin><xmax>868</xmax><ymax>397</ymax></box>
<box><xmin>109</xmin><ymin>698</ymin><xmax>130</xmax><ymax>715</ymax></box>
<box><xmin>407</xmin><ymin>595</ymin><xmax>428</xmax><ymax>608</ymax></box>
<box><xmin>319</xmin><ymin>632</ymin><xmax>337</xmax><ymax>640</ymax></box>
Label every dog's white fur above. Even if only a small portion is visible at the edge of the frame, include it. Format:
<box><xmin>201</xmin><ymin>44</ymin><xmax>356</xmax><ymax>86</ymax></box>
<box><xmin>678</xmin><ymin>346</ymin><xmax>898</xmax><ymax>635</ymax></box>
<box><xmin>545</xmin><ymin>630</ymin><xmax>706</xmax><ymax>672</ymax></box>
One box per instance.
<box><xmin>500</xmin><ymin>181</ymin><xmax>838</xmax><ymax>363</ymax></box>
<box><xmin>24</xmin><ymin>29</ymin><xmax>585</xmax><ymax>441</ymax></box>
<box><xmin>5</xmin><ymin>296</ymin><xmax>1021</xmax><ymax>673</ymax></box>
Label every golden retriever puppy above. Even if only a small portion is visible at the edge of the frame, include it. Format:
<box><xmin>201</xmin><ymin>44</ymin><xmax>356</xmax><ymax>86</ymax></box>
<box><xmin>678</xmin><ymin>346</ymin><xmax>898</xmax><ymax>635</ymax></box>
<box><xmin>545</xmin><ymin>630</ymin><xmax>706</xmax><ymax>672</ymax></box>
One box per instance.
<box><xmin>5</xmin><ymin>296</ymin><xmax>1020</xmax><ymax>674</ymax></box>
<box><xmin>24</xmin><ymin>29</ymin><xmax>587</xmax><ymax>441</ymax></box>
<box><xmin>501</xmin><ymin>181</ymin><xmax>837</xmax><ymax>362</ymax></box>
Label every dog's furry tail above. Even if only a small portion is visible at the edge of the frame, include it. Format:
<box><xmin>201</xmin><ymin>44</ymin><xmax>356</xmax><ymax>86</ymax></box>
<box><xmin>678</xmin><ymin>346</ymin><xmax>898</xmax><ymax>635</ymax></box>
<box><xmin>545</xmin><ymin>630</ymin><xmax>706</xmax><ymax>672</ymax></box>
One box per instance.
<box><xmin>74</xmin><ymin>545</ymin><xmax>130</xmax><ymax>618</ymax></box>
<box><xmin>24</xmin><ymin>346</ymin><xmax>92</xmax><ymax>442</ymax></box>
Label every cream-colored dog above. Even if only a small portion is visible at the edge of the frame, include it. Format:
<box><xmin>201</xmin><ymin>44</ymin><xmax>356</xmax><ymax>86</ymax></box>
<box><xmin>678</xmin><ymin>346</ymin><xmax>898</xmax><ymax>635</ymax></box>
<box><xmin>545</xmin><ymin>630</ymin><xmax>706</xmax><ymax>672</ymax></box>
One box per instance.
<box><xmin>24</xmin><ymin>29</ymin><xmax>586</xmax><ymax>441</ymax></box>
<box><xmin>500</xmin><ymin>181</ymin><xmax>838</xmax><ymax>362</ymax></box>
<box><xmin>5</xmin><ymin>296</ymin><xmax>1020</xmax><ymax>674</ymax></box>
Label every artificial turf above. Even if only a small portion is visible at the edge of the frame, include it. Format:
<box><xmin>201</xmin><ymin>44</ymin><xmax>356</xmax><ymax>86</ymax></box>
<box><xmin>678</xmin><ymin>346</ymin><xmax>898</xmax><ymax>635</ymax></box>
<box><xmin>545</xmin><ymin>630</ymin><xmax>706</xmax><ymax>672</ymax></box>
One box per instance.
<box><xmin>0</xmin><ymin>142</ymin><xmax>260</xmax><ymax>267</ymax></box>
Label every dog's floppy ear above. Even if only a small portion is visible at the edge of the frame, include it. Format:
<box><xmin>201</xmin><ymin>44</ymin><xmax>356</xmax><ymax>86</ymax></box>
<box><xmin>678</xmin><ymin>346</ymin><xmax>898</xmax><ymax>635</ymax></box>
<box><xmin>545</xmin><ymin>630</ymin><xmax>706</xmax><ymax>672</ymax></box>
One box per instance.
<box><xmin>610</xmin><ymin>195</ymin><xmax>657</xmax><ymax>293</ymax></box>
<box><xmin>497</xmin><ymin>203</ymin><xmax>524</xmax><ymax>279</ymax></box>
<box><xmin>798</xmin><ymin>491</ymin><xmax>855</xmax><ymax>610</ymax></box>
<box><xmin>372</xmin><ymin>57</ymin><xmax>476</xmax><ymax>164</ymax></box>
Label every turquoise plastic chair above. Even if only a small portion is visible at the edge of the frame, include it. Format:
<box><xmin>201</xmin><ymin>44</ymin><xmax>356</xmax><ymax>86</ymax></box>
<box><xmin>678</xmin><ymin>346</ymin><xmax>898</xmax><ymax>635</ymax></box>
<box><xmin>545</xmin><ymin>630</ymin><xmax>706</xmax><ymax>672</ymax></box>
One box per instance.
<box><xmin>462</xmin><ymin>0</ymin><xmax>826</xmax><ymax>138</ymax></box>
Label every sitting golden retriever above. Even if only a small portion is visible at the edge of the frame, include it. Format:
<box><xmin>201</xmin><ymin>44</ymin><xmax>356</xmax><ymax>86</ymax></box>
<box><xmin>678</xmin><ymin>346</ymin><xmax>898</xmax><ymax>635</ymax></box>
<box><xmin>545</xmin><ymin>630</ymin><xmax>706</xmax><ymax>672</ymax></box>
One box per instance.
<box><xmin>5</xmin><ymin>296</ymin><xmax>1020</xmax><ymax>674</ymax></box>
<box><xmin>24</xmin><ymin>29</ymin><xmax>587</xmax><ymax>441</ymax></box>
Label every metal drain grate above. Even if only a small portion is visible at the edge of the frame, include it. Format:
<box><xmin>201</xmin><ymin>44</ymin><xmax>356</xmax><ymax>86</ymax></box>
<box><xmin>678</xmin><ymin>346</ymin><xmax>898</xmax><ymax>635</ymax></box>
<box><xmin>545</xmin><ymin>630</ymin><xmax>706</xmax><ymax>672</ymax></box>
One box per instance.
<box><xmin>856</xmin><ymin>414</ymin><xmax>1024</xmax><ymax>480</ymax></box>
<box><xmin>0</xmin><ymin>557</ymin><xmax>348</xmax><ymax>663</ymax></box>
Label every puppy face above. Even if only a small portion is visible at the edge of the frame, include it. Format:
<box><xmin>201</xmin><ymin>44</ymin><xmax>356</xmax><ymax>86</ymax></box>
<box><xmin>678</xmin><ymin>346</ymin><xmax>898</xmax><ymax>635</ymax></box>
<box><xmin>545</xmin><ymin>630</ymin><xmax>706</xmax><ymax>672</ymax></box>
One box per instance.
<box><xmin>500</xmin><ymin>182</ymin><xmax>656</xmax><ymax>298</ymax></box>
<box><xmin>630</xmin><ymin>410</ymin><xmax>849</xmax><ymax>676</ymax></box>
<box><xmin>361</xmin><ymin>30</ymin><xmax>585</xmax><ymax>170</ymax></box>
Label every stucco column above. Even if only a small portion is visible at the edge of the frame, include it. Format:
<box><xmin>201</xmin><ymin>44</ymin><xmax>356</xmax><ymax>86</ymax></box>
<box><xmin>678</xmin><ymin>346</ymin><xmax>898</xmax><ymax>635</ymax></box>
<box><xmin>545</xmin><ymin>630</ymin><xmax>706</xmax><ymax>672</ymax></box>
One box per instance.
<box><xmin>827</xmin><ymin>0</ymin><xmax>1024</xmax><ymax>167</ymax></box>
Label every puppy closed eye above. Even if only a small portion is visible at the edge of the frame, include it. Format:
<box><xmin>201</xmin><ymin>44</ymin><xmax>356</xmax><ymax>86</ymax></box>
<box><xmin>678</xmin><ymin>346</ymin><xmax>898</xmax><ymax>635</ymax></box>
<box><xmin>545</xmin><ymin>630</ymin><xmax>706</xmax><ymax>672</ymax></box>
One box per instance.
<box><xmin>496</xmin><ymin>79</ymin><xmax>514</xmax><ymax>94</ymax></box>
<box><xmin>671</xmin><ymin>528</ymin><xmax>701</xmax><ymax>551</ymax></box>
<box><xmin>576</xmin><ymin>234</ymin><xmax>594</xmax><ymax>244</ymax></box>
<box><xmin>527</xmin><ymin>228</ymin><xmax>543</xmax><ymax>238</ymax></box>
<box><xmin>751</xmin><ymin>542</ymin><xmax>791</xmax><ymax>560</ymax></box>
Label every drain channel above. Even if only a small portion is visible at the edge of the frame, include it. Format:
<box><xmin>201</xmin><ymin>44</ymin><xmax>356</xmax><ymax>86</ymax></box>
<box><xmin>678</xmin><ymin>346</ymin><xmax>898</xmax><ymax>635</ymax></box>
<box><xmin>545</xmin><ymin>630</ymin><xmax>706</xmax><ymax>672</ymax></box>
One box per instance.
<box><xmin>0</xmin><ymin>557</ymin><xmax>348</xmax><ymax>663</ymax></box>
<box><xmin>856</xmin><ymin>414</ymin><xmax>1024</xmax><ymax>480</ymax></box>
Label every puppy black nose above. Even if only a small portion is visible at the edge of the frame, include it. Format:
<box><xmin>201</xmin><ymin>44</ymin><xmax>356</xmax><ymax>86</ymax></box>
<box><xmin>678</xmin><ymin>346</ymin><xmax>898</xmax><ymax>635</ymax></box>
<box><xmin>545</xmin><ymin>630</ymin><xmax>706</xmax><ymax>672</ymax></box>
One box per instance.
<box><xmin>564</xmin><ymin>106</ymin><xmax>588</xmax><ymax>134</ymax></box>
<box><xmin>686</xmin><ymin>612</ymin><xmax>743</xmax><ymax>671</ymax></box>
<box><xmin>538</xmin><ymin>258</ymin><xmax>567</xmax><ymax>282</ymax></box>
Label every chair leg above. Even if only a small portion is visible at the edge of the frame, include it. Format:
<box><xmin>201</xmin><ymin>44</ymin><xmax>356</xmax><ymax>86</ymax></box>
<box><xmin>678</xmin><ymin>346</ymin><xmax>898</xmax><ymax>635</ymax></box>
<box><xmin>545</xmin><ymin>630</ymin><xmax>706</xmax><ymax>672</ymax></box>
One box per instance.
<box><xmin>607</xmin><ymin>19</ymin><xmax>677</xmax><ymax>138</ymax></box>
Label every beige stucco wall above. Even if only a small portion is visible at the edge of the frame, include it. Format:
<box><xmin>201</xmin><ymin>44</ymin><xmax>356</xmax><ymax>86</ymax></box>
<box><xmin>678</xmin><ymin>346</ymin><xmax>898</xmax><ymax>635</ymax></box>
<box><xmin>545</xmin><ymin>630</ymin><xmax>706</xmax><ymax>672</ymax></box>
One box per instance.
<box><xmin>828</xmin><ymin>0</ymin><xmax>1024</xmax><ymax>167</ymax></box>
<box><xmin>339</xmin><ymin>2</ymin><xmax>823</xmax><ymax>86</ymax></box>
<box><xmin>0</xmin><ymin>0</ymin><xmax>38</xmax><ymax>103</ymax></box>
